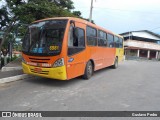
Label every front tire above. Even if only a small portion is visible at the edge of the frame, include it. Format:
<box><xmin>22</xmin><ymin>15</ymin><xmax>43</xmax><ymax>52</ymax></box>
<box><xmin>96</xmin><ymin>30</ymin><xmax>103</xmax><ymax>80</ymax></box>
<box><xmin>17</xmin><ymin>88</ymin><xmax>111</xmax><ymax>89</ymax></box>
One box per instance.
<box><xmin>83</xmin><ymin>61</ymin><xmax>93</xmax><ymax>80</ymax></box>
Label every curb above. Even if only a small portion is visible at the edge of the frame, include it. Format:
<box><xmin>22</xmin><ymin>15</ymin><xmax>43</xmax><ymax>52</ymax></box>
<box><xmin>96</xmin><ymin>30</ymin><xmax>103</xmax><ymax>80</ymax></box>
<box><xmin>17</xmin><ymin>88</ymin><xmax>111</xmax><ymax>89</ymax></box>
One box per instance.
<box><xmin>1</xmin><ymin>67</ymin><xmax>22</xmax><ymax>72</ymax></box>
<box><xmin>0</xmin><ymin>74</ymin><xmax>33</xmax><ymax>84</ymax></box>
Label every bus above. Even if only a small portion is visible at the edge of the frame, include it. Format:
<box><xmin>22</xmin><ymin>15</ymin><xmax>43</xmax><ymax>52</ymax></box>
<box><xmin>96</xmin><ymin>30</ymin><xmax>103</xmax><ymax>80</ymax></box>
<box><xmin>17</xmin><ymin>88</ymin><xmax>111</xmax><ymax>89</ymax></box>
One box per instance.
<box><xmin>22</xmin><ymin>17</ymin><xmax>124</xmax><ymax>80</ymax></box>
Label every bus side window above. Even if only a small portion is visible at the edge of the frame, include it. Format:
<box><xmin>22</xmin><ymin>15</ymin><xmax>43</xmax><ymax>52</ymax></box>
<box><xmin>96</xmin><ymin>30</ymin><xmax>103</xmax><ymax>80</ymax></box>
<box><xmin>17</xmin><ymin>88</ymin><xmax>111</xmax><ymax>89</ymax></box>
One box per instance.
<box><xmin>114</xmin><ymin>36</ymin><xmax>120</xmax><ymax>48</ymax></box>
<box><xmin>68</xmin><ymin>26</ymin><xmax>85</xmax><ymax>47</ymax></box>
<box><xmin>107</xmin><ymin>33</ymin><xmax>114</xmax><ymax>48</ymax></box>
<box><xmin>98</xmin><ymin>30</ymin><xmax>107</xmax><ymax>47</ymax></box>
<box><xmin>77</xmin><ymin>28</ymin><xmax>85</xmax><ymax>47</ymax></box>
<box><xmin>68</xmin><ymin>25</ymin><xmax>74</xmax><ymax>47</ymax></box>
<box><xmin>68</xmin><ymin>26</ymin><xmax>85</xmax><ymax>56</ymax></box>
<box><xmin>119</xmin><ymin>38</ymin><xmax>123</xmax><ymax>48</ymax></box>
<box><xmin>86</xmin><ymin>26</ymin><xmax>97</xmax><ymax>46</ymax></box>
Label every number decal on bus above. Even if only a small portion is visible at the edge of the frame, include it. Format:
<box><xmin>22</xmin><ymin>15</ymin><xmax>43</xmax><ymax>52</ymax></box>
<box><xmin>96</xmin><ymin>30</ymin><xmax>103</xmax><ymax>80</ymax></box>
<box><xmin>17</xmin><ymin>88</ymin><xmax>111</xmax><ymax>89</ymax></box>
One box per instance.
<box><xmin>49</xmin><ymin>46</ymin><xmax>59</xmax><ymax>51</ymax></box>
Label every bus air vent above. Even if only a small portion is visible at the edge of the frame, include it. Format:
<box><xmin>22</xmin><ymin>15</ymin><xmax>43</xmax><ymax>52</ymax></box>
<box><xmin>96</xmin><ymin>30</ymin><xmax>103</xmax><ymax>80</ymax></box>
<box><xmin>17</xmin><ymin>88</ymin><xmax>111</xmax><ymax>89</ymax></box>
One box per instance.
<box><xmin>29</xmin><ymin>57</ymin><xmax>50</xmax><ymax>63</ymax></box>
<box><xmin>30</xmin><ymin>68</ymin><xmax>49</xmax><ymax>75</ymax></box>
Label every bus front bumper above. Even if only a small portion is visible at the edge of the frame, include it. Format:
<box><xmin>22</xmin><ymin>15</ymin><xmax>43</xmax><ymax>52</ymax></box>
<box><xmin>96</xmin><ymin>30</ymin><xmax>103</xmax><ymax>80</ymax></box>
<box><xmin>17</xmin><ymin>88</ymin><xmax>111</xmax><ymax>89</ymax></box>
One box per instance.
<box><xmin>22</xmin><ymin>62</ymin><xmax>67</xmax><ymax>80</ymax></box>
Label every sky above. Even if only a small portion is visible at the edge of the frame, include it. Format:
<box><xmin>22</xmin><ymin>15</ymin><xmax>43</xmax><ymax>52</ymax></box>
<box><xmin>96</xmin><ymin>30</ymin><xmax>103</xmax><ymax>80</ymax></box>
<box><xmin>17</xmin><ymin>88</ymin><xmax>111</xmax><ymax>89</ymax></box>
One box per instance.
<box><xmin>0</xmin><ymin>0</ymin><xmax>160</xmax><ymax>34</ymax></box>
<box><xmin>72</xmin><ymin>0</ymin><xmax>160</xmax><ymax>34</ymax></box>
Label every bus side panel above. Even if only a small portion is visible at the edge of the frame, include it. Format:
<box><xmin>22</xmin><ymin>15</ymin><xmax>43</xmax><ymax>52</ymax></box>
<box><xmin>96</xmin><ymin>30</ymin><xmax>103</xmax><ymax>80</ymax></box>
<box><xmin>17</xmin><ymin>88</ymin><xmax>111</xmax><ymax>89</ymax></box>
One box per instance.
<box><xmin>67</xmin><ymin>51</ymin><xmax>86</xmax><ymax>79</ymax></box>
<box><xmin>87</xmin><ymin>46</ymin><xmax>98</xmax><ymax>70</ymax></box>
<box><xmin>116</xmin><ymin>48</ymin><xmax>124</xmax><ymax>62</ymax></box>
<box><xmin>119</xmin><ymin>48</ymin><xmax>124</xmax><ymax>62</ymax></box>
<box><xmin>104</xmin><ymin>48</ymin><xmax>116</xmax><ymax>66</ymax></box>
<box><xmin>97</xmin><ymin>47</ymin><xmax>116</xmax><ymax>70</ymax></box>
<box><xmin>86</xmin><ymin>47</ymin><xmax>116</xmax><ymax>71</ymax></box>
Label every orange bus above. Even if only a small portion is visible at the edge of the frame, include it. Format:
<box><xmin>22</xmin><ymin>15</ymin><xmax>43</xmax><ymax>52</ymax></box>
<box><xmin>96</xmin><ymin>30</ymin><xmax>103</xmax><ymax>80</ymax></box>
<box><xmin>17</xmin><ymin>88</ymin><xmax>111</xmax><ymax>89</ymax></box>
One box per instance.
<box><xmin>22</xmin><ymin>17</ymin><xmax>124</xmax><ymax>80</ymax></box>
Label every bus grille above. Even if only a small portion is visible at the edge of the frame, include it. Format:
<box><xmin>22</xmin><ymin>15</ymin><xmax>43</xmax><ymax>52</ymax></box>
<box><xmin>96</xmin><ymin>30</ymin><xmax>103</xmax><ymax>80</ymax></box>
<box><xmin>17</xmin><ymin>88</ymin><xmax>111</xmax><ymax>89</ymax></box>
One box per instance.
<box><xmin>30</xmin><ymin>69</ymin><xmax>49</xmax><ymax>75</ymax></box>
<box><xmin>29</xmin><ymin>57</ymin><xmax>50</xmax><ymax>63</ymax></box>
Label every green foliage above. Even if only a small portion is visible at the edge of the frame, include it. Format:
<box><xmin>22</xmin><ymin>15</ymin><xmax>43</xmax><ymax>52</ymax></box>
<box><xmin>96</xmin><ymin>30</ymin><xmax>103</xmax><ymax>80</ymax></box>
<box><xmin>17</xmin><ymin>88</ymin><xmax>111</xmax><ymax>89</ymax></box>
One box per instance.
<box><xmin>0</xmin><ymin>0</ymin><xmax>85</xmax><ymax>67</ymax></box>
<box><xmin>0</xmin><ymin>0</ymin><xmax>81</xmax><ymax>48</ymax></box>
<box><xmin>0</xmin><ymin>0</ymin><xmax>87</xmax><ymax>56</ymax></box>
<box><xmin>73</xmin><ymin>11</ymin><xmax>81</xmax><ymax>17</ymax></box>
<box><xmin>12</xmin><ymin>54</ymin><xmax>18</xmax><ymax>61</ymax></box>
<box><xmin>1</xmin><ymin>0</ymin><xmax>82</xmax><ymax>27</ymax></box>
<box><xmin>0</xmin><ymin>0</ymin><xmax>84</xmax><ymax>30</ymax></box>
<box><xmin>0</xmin><ymin>6</ymin><xmax>10</xmax><ymax>29</ymax></box>
<box><xmin>0</xmin><ymin>56</ymin><xmax>19</xmax><ymax>67</ymax></box>
<box><xmin>14</xmin><ymin>42</ymin><xmax>22</xmax><ymax>51</ymax></box>
<box><xmin>2</xmin><ymin>33</ymin><xmax>13</xmax><ymax>49</ymax></box>
<box><xmin>52</xmin><ymin>0</ymin><xmax>74</xmax><ymax>11</ymax></box>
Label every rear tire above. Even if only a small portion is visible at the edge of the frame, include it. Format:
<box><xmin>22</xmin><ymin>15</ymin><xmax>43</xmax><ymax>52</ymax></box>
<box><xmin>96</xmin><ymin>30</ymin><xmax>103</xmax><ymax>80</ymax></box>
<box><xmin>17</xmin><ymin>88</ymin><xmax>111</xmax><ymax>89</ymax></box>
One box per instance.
<box><xmin>83</xmin><ymin>61</ymin><xmax>93</xmax><ymax>80</ymax></box>
<box><xmin>112</xmin><ymin>57</ymin><xmax>118</xmax><ymax>69</ymax></box>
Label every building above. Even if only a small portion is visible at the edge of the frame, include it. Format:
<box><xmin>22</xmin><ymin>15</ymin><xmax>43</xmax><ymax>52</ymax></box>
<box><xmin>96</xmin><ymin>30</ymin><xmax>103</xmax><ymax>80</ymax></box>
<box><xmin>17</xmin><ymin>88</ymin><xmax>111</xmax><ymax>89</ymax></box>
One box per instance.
<box><xmin>120</xmin><ymin>30</ymin><xmax>160</xmax><ymax>60</ymax></box>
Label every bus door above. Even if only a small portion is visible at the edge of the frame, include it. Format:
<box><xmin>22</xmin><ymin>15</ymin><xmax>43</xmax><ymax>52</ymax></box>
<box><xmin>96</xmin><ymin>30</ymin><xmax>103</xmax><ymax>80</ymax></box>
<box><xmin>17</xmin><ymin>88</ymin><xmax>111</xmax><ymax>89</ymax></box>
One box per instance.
<box><xmin>66</xmin><ymin>22</ymin><xmax>86</xmax><ymax>79</ymax></box>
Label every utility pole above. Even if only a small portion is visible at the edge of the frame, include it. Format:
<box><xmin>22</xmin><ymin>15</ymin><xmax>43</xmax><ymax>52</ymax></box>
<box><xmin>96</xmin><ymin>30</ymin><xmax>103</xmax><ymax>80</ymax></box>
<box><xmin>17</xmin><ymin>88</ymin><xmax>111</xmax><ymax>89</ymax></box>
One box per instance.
<box><xmin>89</xmin><ymin>0</ymin><xmax>94</xmax><ymax>22</ymax></box>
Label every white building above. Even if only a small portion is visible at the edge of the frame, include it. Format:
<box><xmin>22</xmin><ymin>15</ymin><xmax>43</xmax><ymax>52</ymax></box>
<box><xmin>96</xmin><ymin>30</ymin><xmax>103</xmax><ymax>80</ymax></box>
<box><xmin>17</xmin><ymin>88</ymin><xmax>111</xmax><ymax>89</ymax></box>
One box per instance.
<box><xmin>120</xmin><ymin>30</ymin><xmax>160</xmax><ymax>60</ymax></box>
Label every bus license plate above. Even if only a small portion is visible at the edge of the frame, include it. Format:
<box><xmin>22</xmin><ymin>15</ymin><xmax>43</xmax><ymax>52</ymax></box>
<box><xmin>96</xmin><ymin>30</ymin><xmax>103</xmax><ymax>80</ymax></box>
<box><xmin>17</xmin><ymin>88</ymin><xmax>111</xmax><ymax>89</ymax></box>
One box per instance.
<box><xmin>34</xmin><ymin>68</ymin><xmax>42</xmax><ymax>73</ymax></box>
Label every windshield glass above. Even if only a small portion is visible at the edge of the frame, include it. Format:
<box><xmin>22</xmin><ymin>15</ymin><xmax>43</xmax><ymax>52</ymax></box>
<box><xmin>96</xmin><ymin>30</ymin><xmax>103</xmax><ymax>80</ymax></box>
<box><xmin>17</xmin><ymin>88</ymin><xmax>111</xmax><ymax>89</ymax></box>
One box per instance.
<box><xmin>22</xmin><ymin>20</ymin><xmax>68</xmax><ymax>56</ymax></box>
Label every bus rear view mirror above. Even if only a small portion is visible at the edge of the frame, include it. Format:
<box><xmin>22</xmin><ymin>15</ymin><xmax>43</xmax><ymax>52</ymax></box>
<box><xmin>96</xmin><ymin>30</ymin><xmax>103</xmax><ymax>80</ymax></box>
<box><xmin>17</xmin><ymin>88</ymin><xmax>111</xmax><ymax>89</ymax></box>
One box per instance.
<box><xmin>70</xmin><ymin>20</ymin><xmax>75</xmax><ymax>27</ymax></box>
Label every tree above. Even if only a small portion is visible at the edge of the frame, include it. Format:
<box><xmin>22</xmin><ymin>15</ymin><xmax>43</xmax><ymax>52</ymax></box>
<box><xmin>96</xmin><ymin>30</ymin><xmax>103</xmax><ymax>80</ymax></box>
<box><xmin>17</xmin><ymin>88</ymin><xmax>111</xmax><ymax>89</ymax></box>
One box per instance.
<box><xmin>73</xmin><ymin>11</ymin><xmax>81</xmax><ymax>17</ymax></box>
<box><xmin>0</xmin><ymin>6</ymin><xmax>10</xmax><ymax>29</ymax></box>
<box><xmin>51</xmin><ymin>0</ymin><xmax>74</xmax><ymax>11</ymax></box>
<box><xmin>0</xmin><ymin>0</ymin><xmax>82</xmax><ymax>67</ymax></box>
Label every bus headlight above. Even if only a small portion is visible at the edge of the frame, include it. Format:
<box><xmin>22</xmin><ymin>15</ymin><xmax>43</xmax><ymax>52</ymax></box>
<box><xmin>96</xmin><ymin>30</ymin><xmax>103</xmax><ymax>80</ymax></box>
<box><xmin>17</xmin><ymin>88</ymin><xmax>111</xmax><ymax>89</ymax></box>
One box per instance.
<box><xmin>53</xmin><ymin>58</ymin><xmax>64</xmax><ymax>68</ymax></box>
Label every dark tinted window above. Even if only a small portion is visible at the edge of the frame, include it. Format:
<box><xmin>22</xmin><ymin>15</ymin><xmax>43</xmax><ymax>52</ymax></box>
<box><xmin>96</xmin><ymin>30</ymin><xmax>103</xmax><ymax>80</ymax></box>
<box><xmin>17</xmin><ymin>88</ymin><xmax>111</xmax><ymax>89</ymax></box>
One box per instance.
<box><xmin>22</xmin><ymin>20</ymin><xmax>67</xmax><ymax>56</ymax></box>
<box><xmin>119</xmin><ymin>37</ymin><xmax>123</xmax><ymax>48</ymax></box>
<box><xmin>98</xmin><ymin>30</ymin><xmax>107</xmax><ymax>47</ymax></box>
<box><xmin>78</xmin><ymin>28</ymin><xmax>85</xmax><ymax>47</ymax></box>
<box><xmin>86</xmin><ymin>26</ymin><xmax>97</xmax><ymax>46</ymax></box>
<box><xmin>68</xmin><ymin>27</ymin><xmax>85</xmax><ymax>47</ymax></box>
<box><xmin>107</xmin><ymin>33</ymin><xmax>114</xmax><ymax>48</ymax></box>
<box><xmin>68</xmin><ymin>27</ymin><xmax>85</xmax><ymax>56</ymax></box>
<box><xmin>114</xmin><ymin>36</ymin><xmax>119</xmax><ymax>48</ymax></box>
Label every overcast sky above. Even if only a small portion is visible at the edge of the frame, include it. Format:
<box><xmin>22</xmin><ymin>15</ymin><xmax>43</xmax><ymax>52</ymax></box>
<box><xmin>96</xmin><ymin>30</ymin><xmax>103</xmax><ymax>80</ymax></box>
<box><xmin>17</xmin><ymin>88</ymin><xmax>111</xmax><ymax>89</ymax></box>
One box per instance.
<box><xmin>72</xmin><ymin>0</ymin><xmax>160</xmax><ymax>34</ymax></box>
<box><xmin>1</xmin><ymin>0</ymin><xmax>160</xmax><ymax>34</ymax></box>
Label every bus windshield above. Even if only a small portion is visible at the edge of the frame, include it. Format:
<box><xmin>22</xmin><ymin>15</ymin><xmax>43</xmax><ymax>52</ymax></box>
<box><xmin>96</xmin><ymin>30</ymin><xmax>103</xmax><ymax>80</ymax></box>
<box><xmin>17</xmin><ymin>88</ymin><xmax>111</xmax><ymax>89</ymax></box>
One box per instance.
<box><xmin>22</xmin><ymin>20</ymin><xmax>68</xmax><ymax>56</ymax></box>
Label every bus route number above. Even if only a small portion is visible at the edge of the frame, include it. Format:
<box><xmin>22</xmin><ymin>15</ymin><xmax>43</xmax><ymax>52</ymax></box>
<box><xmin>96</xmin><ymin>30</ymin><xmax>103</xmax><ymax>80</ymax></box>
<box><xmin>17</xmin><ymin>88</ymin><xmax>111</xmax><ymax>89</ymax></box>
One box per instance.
<box><xmin>49</xmin><ymin>46</ymin><xmax>59</xmax><ymax>51</ymax></box>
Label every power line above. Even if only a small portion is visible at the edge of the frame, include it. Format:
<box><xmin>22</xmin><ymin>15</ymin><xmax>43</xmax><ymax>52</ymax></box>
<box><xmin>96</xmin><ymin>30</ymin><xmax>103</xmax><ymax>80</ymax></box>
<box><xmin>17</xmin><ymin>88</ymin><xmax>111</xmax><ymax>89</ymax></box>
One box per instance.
<box><xmin>94</xmin><ymin>7</ymin><xmax>160</xmax><ymax>14</ymax></box>
<box><xmin>150</xmin><ymin>27</ymin><xmax>160</xmax><ymax>31</ymax></box>
<box><xmin>76</xmin><ymin>6</ymin><xmax>160</xmax><ymax>14</ymax></box>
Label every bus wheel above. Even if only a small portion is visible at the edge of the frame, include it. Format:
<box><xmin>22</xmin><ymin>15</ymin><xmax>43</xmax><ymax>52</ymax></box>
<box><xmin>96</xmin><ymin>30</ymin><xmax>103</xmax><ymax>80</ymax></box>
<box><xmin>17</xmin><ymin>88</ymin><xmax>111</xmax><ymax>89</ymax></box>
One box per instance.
<box><xmin>112</xmin><ymin>57</ymin><xmax>118</xmax><ymax>69</ymax></box>
<box><xmin>83</xmin><ymin>61</ymin><xmax>93</xmax><ymax>80</ymax></box>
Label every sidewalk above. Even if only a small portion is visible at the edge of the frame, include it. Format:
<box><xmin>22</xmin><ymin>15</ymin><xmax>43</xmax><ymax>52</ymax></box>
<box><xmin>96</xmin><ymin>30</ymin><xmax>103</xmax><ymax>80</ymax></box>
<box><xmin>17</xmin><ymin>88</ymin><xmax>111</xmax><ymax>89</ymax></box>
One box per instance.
<box><xmin>0</xmin><ymin>58</ymin><xmax>32</xmax><ymax>84</ymax></box>
<box><xmin>1</xmin><ymin>58</ymin><xmax>22</xmax><ymax>72</ymax></box>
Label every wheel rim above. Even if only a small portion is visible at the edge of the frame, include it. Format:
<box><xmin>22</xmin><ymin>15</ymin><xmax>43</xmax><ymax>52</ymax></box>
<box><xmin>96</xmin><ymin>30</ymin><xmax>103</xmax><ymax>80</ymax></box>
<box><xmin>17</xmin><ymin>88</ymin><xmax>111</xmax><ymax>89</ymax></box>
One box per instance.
<box><xmin>87</xmin><ymin>63</ymin><xmax>92</xmax><ymax>77</ymax></box>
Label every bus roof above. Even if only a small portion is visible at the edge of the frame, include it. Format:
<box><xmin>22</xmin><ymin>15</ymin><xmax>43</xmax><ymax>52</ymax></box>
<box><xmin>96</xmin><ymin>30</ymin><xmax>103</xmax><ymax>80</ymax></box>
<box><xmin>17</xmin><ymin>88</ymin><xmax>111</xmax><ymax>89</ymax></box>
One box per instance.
<box><xmin>33</xmin><ymin>17</ymin><xmax>123</xmax><ymax>38</ymax></box>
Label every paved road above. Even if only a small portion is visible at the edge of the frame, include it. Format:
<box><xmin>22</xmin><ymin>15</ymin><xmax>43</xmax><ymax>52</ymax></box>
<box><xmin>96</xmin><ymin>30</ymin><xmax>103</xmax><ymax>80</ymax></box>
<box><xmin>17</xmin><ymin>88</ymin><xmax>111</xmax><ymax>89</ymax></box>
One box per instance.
<box><xmin>0</xmin><ymin>70</ymin><xmax>23</xmax><ymax>79</ymax></box>
<box><xmin>0</xmin><ymin>61</ymin><xmax>160</xmax><ymax>119</ymax></box>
